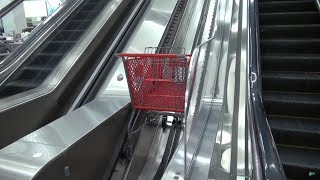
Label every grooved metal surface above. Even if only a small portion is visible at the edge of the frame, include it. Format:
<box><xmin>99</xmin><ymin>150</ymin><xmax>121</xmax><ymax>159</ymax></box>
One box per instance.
<box><xmin>157</xmin><ymin>0</ymin><xmax>188</xmax><ymax>49</ymax></box>
<box><xmin>258</xmin><ymin>0</ymin><xmax>320</xmax><ymax>179</ymax></box>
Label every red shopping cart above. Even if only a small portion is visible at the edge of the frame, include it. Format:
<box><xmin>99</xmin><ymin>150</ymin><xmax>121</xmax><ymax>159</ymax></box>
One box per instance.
<box><xmin>117</xmin><ymin>49</ymin><xmax>191</xmax><ymax>113</ymax></box>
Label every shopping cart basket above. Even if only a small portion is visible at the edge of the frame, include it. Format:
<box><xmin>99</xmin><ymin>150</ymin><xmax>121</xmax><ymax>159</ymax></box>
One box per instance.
<box><xmin>117</xmin><ymin>51</ymin><xmax>191</xmax><ymax>113</ymax></box>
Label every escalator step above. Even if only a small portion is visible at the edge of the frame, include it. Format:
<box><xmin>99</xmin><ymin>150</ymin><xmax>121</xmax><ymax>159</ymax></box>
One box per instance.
<box><xmin>5</xmin><ymin>81</ymin><xmax>40</xmax><ymax>89</ymax></box>
<box><xmin>22</xmin><ymin>66</ymin><xmax>53</xmax><ymax>72</ymax></box>
<box><xmin>71</xmin><ymin>10</ymin><xmax>100</xmax><ymax>21</ymax></box>
<box><xmin>259</xmin><ymin>12</ymin><xmax>320</xmax><ymax>25</ymax></box>
<box><xmin>260</xmin><ymin>39</ymin><xmax>320</xmax><ymax>54</ymax></box>
<box><xmin>0</xmin><ymin>81</ymin><xmax>40</xmax><ymax>97</ymax></box>
<box><xmin>278</xmin><ymin>145</ymin><xmax>320</xmax><ymax>179</ymax></box>
<box><xmin>258</xmin><ymin>0</ymin><xmax>320</xmax><ymax>179</ymax></box>
<box><xmin>84</xmin><ymin>2</ymin><xmax>107</xmax><ymax>11</ymax></box>
<box><xmin>260</xmin><ymin>24</ymin><xmax>320</xmax><ymax>39</ymax></box>
<box><xmin>261</xmin><ymin>54</ymin><xmax>320</xmax><ymax>72</ymax></box>
<box><xmin>0</xmin><ymin>0</ymin><xmax>109</xmax><ymax>98</ymax></box>
<box><xmin>262</xmin><ymin>71</ymin><xmax>320</xmax><ymax>92</ymax></box>
<box><xmin>258</xmin><ymin>1</ymin><xmax>317</xmax><ymax>13</ymax></box>
<box><xmin>41</xmin><ymin>41</ymin><xmax>76</xmax><ymax>54</ymax></box>
<box><xmin>263</xmin><ymin>91</ymin><xmax>320</xmax><ymax>118</ymax></box>
<box><xmin>54</xmin><ymin>30</ymin><xmax>85</xmax><ymax>41</ymax></box>
<box><xmin>29</xmin><ymin>53</ymin><xmax>65</xmax><ymax>67</ymax></box>
<box><xmin>16</xmin><ymin>66</ymin><xmax>53</xmax><ymax>81</ymax></box>
<box><xmin>269</xmin><ymin>115</ymin><xmax>320</xmax><ymax>148</ymax></box>
<box><xmin>62</xmin><ymin>20</ymin><xmax>92</xmax><ymax>30</ymax></box>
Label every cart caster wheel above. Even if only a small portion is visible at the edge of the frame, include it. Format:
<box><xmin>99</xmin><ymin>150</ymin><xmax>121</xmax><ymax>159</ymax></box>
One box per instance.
<box><xmin>162</xmin><ymin>116</ymin><xmax>168</xmax><ymax>130</ymax></box>
<box><xmin>124</xmin><ymin>145</ymin><xmax>133</xmax><ymax>160</ymax></box>
<box><xmin>147</xmin><ymin>112</ymin><xmax>157</xmax><ymax>120</ymax></box>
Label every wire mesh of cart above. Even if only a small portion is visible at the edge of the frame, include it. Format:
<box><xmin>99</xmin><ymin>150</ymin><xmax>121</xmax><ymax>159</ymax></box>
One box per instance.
<box><xmin>117</xmin><ymin>47</ymin><xmax>191</xmax><ymax>114</ymax></box>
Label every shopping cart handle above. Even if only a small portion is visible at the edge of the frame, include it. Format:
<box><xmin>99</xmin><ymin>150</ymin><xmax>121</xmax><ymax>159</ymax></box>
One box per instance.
<box><xmin>116</xmin><ymin>53</ymin><xmax>192</xmax><ymax>58</ymax></box>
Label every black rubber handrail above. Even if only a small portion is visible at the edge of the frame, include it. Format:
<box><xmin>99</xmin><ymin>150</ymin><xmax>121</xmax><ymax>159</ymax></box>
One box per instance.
<box><xmin>249</xmin><ymin>0</ymin><xmax>286</xmax><ymax>179</ymax></box>
<box><xmin>316</xmin><ymin>0</ymin><xmax>320</xmax><ymax>11</ymax></box>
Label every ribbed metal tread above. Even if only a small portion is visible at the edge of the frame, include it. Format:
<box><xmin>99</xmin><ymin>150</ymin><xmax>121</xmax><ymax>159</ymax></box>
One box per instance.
<box><xmin>269</xmin><ymin>115</ymin><xmax>320</xmax><ymax>148</ymax></box>
<box><xmin>260</xmin><ymin>39</ymin><xmax>320</xmax><ymax>54</ymax></box>
<box><xmin>278</xmin><ymin>145</ymin><xmax>320</xmax><ymax>179</ymax></box>
<box><xmin>264</xmin><ymin>91</ymin><xmax>320</xmax><ymax>104</ymax></box>
<box><xmin>263</xmin><ymin>91</ymin><xmax>320</xmax><ymax>118</ymax></box>
<box><xmin>278</xmin><ymin>145</ymin><xmax>320</xmax><ymax>170</ymax></box>
<box><xmin>258</xmin><ymin>0</ymin><xmax>320</xmax><ymax>178</ymax></box>
<box><xmin>261</xmin><ymin>53</ymin><xmax>320</xmax><ymax>72</ymax></box>
<box><xmin>259</xmin><ymin>12</ymin><xmax>320</xmax><ymax>25</ymax></box>
<box><xmin>258</xmin><ymin>1</ymin><xmax>316</xmax><ymax>13</ymax></box>
<box><xmin>260</xmin><ymin>24</ymin><xmax>320</xmax><ymax>38</ymax></box>
<box><xmin>269</xmin><ymin>115</ymin><xmax>320</xmax><ymax>135</ymax></box>
<box><xmin>262</xmin><ymin>71</ymin><xmax>320</xmax><ymax>92</ymax></box>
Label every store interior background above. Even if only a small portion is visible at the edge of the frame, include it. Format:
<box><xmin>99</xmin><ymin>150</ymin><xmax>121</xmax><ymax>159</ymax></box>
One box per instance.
<box><xmin>0</xmin><ymin>0</ymin><xmax>66</xmax><ymax>40</ymax></box>
<box><xmin>0</xmin><ymin>0</ymin><xmax>66</xmax><ymax>57</ymax></box>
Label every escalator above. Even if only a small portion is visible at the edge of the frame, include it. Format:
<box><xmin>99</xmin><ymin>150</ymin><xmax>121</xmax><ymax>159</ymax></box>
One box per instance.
<box><xmin>0</xmin><ymin>0</ymin><xmax>23</xmax><ymax>16</ymax></box>
<box><xmin>0</xmin><ymin>0</ymin><xmax>136</xmax><ymax>150</ymax></box>
<box><xmin>258</xmin><ymin>0</ymin><xmax>320</xmax><ymax>179</ymax></box>
<box><xmin>0</xmin><ymin>0</ymin><xmax>109</xmax><ymax>98</ymax></box>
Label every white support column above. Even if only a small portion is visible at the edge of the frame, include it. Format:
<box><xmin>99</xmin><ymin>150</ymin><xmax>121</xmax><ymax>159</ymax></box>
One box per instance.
<box><xmin>2</xmin><ymin>3</ymin><xmax>27</xmax><ymax>35</ymax></box>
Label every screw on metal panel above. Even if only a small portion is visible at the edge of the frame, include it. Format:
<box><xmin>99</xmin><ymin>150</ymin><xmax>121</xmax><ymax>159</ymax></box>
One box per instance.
<box><xmin>117</xmin><ymin>74</ymin><xmax>124</xmax><ymax>81</ymax></box>
<box><xmin>173</xmin><ymin>171</ymin><xmax>181</xmax><ymax>179</ymax></box>
<box><xmin>64</xmin><ymin>166</ymin><xmax>70</xmax><ymax>177</ymax></box>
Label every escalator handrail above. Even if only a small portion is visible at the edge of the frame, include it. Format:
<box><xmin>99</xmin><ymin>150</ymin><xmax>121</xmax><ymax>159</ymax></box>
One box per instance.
<box><xmin>0</xmin><ymin>0</ymin><xmax>85</xmax><ymax>82</ymax></box>
<box><xmin>248</xmin><ymin>0</ymin><xmax>286</xmax><ymax>179</ymax></box>
<box><xmin>248</xmin><ymin>97</ymin><xmax>264</xmax><ymax>180</ymax></box>
<box><xmin>0</xmin><ymin>0</ymin><xmax>24</xmax><ymax>19</ymax></box>
<box><xmin>316</xmin><ymin>0</ymin><xmax>320</xmax><ymax>11</ymax></box>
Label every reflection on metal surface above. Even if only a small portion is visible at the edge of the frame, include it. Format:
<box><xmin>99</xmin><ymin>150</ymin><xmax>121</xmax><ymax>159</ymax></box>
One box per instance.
<box><xmin>163</xmin><ymin>0</ymin><xmax>253</xmax><ymax>178</ymax></box>
<box><xmin>0</xmin><ymin>0</ymin><xmax>131</xmax><ymax>150</ymax></box>
<box><xmin>136</xmin><ymin>120</ymin><xmax>170</xmax><ymax>179</ymax></box>
<box><xmin>0</xmin><ymin>0</ymin><xmax>179</xmax><ymax>178</ymax></box>
<box><xmin>32</xmin><ymin>152</ymin><xmax>43</xmax><ymax>158</ymax></box>
<box><xmin>189</xmin><ymin>104</ymin><xmax>222</xmax><ymax>179</ymax></box>
<box><xmin>96</xmin><ymin>0</ymin><xmax>177</xmax><ymax>98</ymax></box>
<box><xmin>235</xmin><ymin>0</ymin><xmax>249</xmax><ymax>176</ymax></box>
<box><xmin>221</xmin><ymin>148</ymin><xmax>231</xmax><ymax>172</ymax></box>
<box><xmin>0</xmin><ymin>96</ymin><xmax>130</xmax><ymax>179</ymax></box>
<box><xmin>0</xmin><ymin>141</ymin><xmax>64</xmax><ymax>180</ymax></box>
<box><xmin>215</xmin><ymin>0</ymin><xmax>240</xmax><ymax>177</ymax></box>
<box><xmin>164</xmin><ymin>20</ymin><xmax>222</xmax><ymax>180</ymax></box>
<box><xmin>217</xmin><ymin>130</ymin><xmax>232</xmax><ymax>145</ymax></box>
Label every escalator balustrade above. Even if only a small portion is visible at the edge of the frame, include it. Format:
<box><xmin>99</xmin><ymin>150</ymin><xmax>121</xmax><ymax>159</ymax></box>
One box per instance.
<box><xmin>0</xmin><ymin>0</ymin><xmax>109</xmax><ymax>98</ymax></box>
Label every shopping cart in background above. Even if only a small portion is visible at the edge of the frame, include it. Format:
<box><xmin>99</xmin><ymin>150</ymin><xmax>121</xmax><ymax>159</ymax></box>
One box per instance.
<box><xmin>116</xmin><ymin>47</ymin><xmax>191</xmax><ymax>115</ymax></box>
